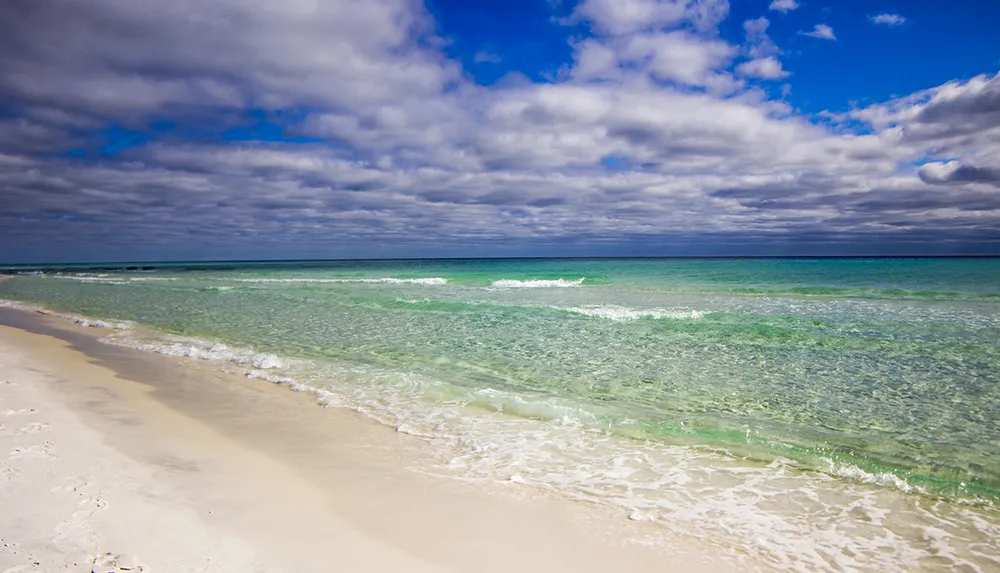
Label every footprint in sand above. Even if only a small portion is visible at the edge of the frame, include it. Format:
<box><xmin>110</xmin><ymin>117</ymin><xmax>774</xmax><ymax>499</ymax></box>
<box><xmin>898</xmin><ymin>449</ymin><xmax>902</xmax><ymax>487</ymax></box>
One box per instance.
<box><xmin>92</xmin><ymin>552</ymin><xmax>145</xmax><ymax>573</ymax></box>
<box><xmin>9</xmin><ymin>442</ymin><xmax>54</xmax><ymax>459</ymax></box>
<box><xmin>1</xmin><ymin>408</ymin><xmax>36</xmax><ymax>416</ymax></box>
<box><xmin>72</xmin><ymin>496</ymin><xmax>108</xmax><ymax>523</ymax></box>
<box><xmin>17</xmin><ymin>422</ymin><xmax>50</xmax><ymax>434</ymax></box>
<box><xmin>51</xmin><ymin>476</ymin><xmax>91</xmax><ymax>494</ymax></box>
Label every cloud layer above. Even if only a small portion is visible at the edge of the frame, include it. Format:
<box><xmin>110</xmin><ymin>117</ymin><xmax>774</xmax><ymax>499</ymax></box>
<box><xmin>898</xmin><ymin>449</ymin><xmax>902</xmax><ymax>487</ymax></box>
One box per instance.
<box><xmin>0</xmin><ymin>0</ymin><xmax>998</xmax><ymax>261</ymax></box>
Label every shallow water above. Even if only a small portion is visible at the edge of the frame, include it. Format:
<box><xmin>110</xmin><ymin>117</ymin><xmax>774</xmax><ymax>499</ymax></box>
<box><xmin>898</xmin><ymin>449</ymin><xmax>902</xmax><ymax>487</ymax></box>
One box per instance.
<box><xmin>2</xmin><ymin>257</ymin><xmax>999</xmax><ymax>571</ymax></box>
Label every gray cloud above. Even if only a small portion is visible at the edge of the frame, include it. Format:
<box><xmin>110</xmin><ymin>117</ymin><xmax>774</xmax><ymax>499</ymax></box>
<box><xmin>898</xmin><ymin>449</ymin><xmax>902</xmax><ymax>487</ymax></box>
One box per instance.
<box><xmin>919</xmin><ymin>162</ymin><xmax>1000</xmax><ymax>186</ymax></box>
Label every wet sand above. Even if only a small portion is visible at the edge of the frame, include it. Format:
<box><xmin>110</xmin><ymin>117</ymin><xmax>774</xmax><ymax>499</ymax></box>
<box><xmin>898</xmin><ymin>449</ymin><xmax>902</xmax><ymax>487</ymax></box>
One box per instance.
<box><xmin>0</xmin><ymin>308</ymin><xmax>758</xmax><ymax>572</ymax></box>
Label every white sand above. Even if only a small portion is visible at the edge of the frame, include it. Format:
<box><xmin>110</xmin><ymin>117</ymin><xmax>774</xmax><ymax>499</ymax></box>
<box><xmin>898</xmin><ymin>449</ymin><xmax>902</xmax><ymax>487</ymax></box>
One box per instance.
<box><xmin>0</xmin><ymin>319</ymin><xmax>762</xmax><ymax>572</ymax></box>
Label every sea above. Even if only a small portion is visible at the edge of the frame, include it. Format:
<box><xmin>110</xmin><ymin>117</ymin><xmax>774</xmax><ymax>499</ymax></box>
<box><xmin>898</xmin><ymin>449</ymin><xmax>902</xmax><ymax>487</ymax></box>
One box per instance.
<box><xmin>1</xmin><ymin>257</ymin><xmax>998</xmax><ymax>571</ymax></box>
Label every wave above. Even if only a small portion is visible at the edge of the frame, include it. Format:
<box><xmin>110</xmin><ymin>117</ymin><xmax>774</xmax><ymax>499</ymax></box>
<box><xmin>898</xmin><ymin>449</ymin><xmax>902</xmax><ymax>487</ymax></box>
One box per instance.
<box><xmin>490</xmin><ymin>278</ymin><xmax>585</xmax><ymax>288</ymax></box>
<box><xmin>27</xmin><ymin>275</ymin><xmax>449</xmax><ymax>287</ymax></box>
<box><xmin>230</xmin><ymin>277</ymin><xmax>448</xmax><ymax>286</ymax></box>
<box><xmin>51</xmin><ymin>275</ymin><xmax>127</xmax><ymax>284</ymax></box>
<box><xmin>562</xmin><ymin>305</ymin><xmax>705</xmax><ymax>321</ymax></box>
<box><xmin>391</xmin><ymin>297</ymin><xmax>706</xmax><ymax>322</ymax></box>
<box><xmin>105</xmin><ymin>333</ymin><xmax>288</xmax><ymax>370</ymax></box>
<box><xmin>0</xmin><ymin>298</ymin><xmax>132</xmax><ymax>330</ymax></box>
<box><xmin>724</xmin><ymin>285</ymin><xmax>1000</xmax><ymax>301</ymax></box>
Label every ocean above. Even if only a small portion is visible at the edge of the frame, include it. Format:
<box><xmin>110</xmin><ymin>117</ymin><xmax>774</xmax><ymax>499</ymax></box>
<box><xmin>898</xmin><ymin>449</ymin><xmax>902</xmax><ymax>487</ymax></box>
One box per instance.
<box><xmin>2</xmin><ymin>257</ymin><xmax>999</xmax><ymax>571</ymax></box>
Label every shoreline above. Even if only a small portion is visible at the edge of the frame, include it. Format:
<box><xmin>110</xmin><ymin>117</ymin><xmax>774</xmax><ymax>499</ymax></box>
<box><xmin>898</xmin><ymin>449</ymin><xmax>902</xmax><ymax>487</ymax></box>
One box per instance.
<box><xmin>0</xmin><ymin>308</ymin><xmax>751</xmax><ymax>572</ymax></box>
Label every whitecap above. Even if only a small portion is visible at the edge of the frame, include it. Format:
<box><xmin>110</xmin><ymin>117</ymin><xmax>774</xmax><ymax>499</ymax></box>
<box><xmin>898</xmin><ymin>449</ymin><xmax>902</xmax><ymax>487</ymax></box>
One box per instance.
<box><xmin>562</xmin><ymin>305</ymin><xmax>704</xmax><ymax>321</ymax></box>
<box><xmin>490</xmin><ymin>278</ymin><xmax>585</xmax><ymax>288</ymax></box>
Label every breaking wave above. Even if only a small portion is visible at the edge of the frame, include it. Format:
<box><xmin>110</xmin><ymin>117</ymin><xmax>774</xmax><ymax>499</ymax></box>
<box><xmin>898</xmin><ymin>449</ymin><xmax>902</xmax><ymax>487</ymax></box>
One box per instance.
<box><xmin>562</xmin><ymin>305</ymin><xmax>705</xmax><ymax>321</ymax></box>
<box><xmin>490</xmin><ymin>278</ymin><xmax>585</xmax><ymax>288</ymax></box>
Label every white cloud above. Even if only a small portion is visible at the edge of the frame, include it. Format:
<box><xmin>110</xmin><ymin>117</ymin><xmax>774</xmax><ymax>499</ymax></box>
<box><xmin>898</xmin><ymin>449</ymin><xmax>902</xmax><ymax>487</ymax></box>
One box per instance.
<box><xmin>621</xmin><ymin>32</ymin><xmax>737</xmax><ymax>86</ymax></box>
<box><xmin>474</xmin><ymin>51</ymin><xmax>502</xmax><ymax>64</ymax></box>
<box><xmin>768</xmin><ymin>0</ymin><xmax>799</xmax><ymax>13</ymax></box>
<box><xmin>567</xmin><ymin>2</ymin><xmax>739</xmax><ymax>91</ymax></box>
<box><xmin>744</xmin><ymin>17</ymin><xmax>780</xmax><ymax>58</ymax></box>
<box><xmin>570</xmin><ymin>0</ymin><xmax>730</xmax><ymax>35</ymax></box>
<box><xmin>871</xmin><ymin>13</ymin><xmax>906</xmax><ymax>26</ymax></box>
<box><xmin>737</xmin><ymin>57</ymin><xmax>790</xmax><ymax>80</ymax></box>
<box><xmin>801</xmin><ymin>24</ymin><xmax>836</xmax><ymax>41</ymax></box>
<box><xmin>849</xmin><ymin>73</ymin><xmax>1000</xmax><ymax>169</ymax></box>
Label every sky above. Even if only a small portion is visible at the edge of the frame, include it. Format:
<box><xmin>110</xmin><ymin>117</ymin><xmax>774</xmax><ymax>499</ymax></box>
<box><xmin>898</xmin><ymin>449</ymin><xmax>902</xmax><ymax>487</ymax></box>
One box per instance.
<box><xmin>0</xmin><ymin>0</ymin><xmax>999</xmax><ymax>263</ymax></box>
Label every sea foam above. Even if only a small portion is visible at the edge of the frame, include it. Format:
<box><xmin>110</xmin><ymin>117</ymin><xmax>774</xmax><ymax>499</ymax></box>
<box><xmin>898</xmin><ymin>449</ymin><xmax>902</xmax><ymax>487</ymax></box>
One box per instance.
<box><xmin>490</xmin><ymin>278</ymin><xmax>585</xmax><ymax>288</ymax></box>
<box><xmin>230</xmin><ymin>277</ymin><xmax>448</xmax><ymax>285</ymax></box>
<box><xmin>562</xmin><ymin>305</ymin><xmax>705</xmax><ymax>321</ymax></box>
<box><xmin>0</xmin><ymin>299</ymin><xmax>132</xmax><ymax>330</ymax></box>
<box><xmin>106</xmin><ymin>336</ymin><xmax>288</xmax><ymax>371</ymax></box>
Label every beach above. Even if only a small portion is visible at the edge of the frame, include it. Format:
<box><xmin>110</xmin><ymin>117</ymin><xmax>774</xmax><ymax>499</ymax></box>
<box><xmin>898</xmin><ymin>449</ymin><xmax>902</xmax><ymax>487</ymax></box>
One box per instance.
<box><xmin>1</xmin><ymin>258</ymin><xmax>999</xmax><ymax>571</ymax></box>
<box><xmin>0</xmin><ymin>308</ymin><xmax>745</xmax><ymax>573</ymax></box>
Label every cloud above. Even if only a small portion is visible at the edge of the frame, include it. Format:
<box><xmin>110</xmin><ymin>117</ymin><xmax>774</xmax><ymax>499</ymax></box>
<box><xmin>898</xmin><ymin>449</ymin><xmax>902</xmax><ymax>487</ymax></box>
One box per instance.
<box><xmin>744</xmin><ymin>17</ymin><xmax>780</xmax><ymax>59</ymax></box>
<box><xmin>852</xmin><ymin>73</ymin><xmax>1000</xmax><ymax>187</ymax></box>
<box><xmin>0</xmin><ymin>0</ymin><xmax>998</xmax><ymax>261</ymax></box>
<box><xmin>849</xmin><ymin>73</ymin><xmax>1000</xmax><ymax>148</ymax></box>
<box><xmin>566</xmin><ymin>2</ymin><xmax>740</xmax><ymax>92</ymax></box>
<box><xmin>570</xmin><ymin>0</ymin><xmax>730</xmax><ymax>35</ymax></box>
<box><xmin>736</xmin><ymin>57</ymin><xmax>790</xmax><ymax>80</ymax></box>
<box><xmin>871</xmin><ymin>14</ymin><xmax>906</xmax><ymax>26</ymax></box>
<box><xmin>919</xmin><ymin>162</ymin><xmax>1000</xmax><ymax>186</ymax></box>
<box><xmin>768</xmin><ymin>0</ymin><xmax>799</xmax><ymax>13</ymax></box>
<box><xmin>800</xmin><ymin>24</ymin><xmax>836</xmax><ymax>41</ymax></box>
<box><xmin>615</xmin><ymin>32</ymin><xmax>737</xmax><ymax>86</ymax></box>
<box><xmin>474</xmin><ymin>51</ymin><xmax>502</xmax><ymax>64</ymax></box>
<box><xmin>0</xmin><ymin>0</ymin><xmax>457</xmax><ymax>117</ymax></box>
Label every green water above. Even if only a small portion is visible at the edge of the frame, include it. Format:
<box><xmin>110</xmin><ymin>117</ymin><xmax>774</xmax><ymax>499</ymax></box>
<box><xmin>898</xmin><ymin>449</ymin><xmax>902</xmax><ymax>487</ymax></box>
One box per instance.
<box><xmin>3</xmin><ymin>257</ymin><xmax>999</xmax><ymax>571</ymax></box>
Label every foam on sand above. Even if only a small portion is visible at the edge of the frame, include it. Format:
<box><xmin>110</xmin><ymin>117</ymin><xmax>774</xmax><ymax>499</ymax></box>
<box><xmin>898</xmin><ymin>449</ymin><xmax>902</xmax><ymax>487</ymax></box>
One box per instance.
<box><xmin>107</xmin><ymin>335</ymin><xmax>289</xmax><ymax>370</ymax></box>
<box><xmin>0</xmin><ymin>321</ymin><xmax>730</xmax><ymax>573</ymax></box>
<box><xmin>0</xmin><ymin>299</ymin><xmax>132</xmax><ymax>330</ymax></box>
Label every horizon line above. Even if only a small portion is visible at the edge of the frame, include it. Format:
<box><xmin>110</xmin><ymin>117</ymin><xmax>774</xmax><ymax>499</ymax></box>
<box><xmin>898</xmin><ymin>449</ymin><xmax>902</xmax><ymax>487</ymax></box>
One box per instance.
<box><xmin>3</xmin><ymin>253</ymin><xmax>1000</xmax><ymax>270</ymax></box>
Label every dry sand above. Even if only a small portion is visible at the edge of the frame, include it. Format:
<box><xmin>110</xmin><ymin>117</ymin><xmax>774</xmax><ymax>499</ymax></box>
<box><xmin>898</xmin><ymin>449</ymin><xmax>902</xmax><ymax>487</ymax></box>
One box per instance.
<box><xmin>0</xmin><ymin>310</ymin><xmax>762</xmax><ymax>572</ymax></box>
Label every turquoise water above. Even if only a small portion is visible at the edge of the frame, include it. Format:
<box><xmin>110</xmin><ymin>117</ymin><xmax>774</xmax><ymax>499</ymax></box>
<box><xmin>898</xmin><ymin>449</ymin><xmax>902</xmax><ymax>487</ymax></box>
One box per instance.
<box><xmin>2</xmin><ymin>257</ymin><xmax>1000</xmax><ymax>571</ymax></box>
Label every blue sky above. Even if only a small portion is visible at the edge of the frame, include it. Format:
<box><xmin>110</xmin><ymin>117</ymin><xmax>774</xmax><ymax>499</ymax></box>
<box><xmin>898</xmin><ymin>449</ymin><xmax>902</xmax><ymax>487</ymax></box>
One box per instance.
<box><xmin>0</xmin><ymin>0</ymin><xmax>999</xmax><ymax>262</ymax></box>
<box><xmin>437</xmin><ymin>0</ymin><xmax>999</xmax><ymax>110</ymax></box>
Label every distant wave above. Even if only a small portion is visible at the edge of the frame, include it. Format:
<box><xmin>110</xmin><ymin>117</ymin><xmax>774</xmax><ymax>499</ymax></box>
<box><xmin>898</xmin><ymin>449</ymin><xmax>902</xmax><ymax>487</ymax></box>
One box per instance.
<box><xmin>490</xmin><ymin>278</ymin><xmax>585</xmax><ymax>288</ymax></box>
<box><xmin>51</xmin><ymin>275</ymin><xmax>126</xmax><ymax>284</ymax></box>
<box><xmin>230</xmin><ymin>277</ymin><xmax>448</xmax><ymax>285</ymax></box>
<box><xmin>392</xmin><ymin>297</ymin><xmax>705</xmax><ymax>322</ymax></box>
<box><xmin>725</xmin><ymin>285</ymin><xmax>1000</xmax><ymax>301</ymax></box>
